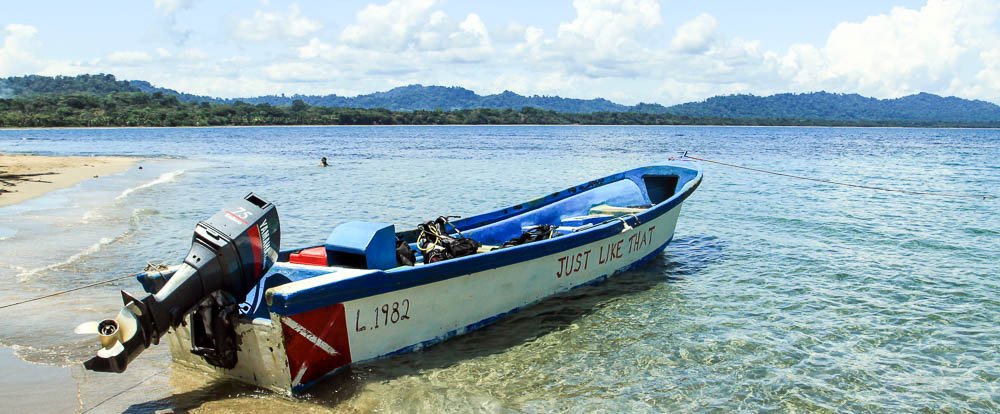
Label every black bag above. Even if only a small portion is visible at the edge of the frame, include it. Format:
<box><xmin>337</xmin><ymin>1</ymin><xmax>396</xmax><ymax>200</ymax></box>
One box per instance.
<box><xmin>396</xmin><ymin>237</ymin><xmax>416</xmax><ymax>266</ymax></box>
<box><xmin>498</xmin><ymin>224</ymin><xmax>555</xmax><ymax>249</ymax></box>
<box><xmin>417</xmin><ymin>216</ymin><xmax>481</xmax><ymax>264</ymax></box>
<box><xmin>443</xmin><ymin>237</ymin><xmax>480</xmax><ymax>257</ymax></box>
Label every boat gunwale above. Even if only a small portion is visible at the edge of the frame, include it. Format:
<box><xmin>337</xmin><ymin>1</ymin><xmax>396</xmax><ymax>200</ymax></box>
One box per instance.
<box><xmin>437</xmin><ymin>163</ymin><xmax>700</xmax><ymax>233</ymax></box>
<box><xmin>266</xmin><ymin>162</ymin><xmax>702</xmax><ymax>316</ymax></box>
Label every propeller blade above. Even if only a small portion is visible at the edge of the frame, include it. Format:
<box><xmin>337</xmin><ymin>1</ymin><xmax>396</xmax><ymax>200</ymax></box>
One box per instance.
<box><xmin>96</xmin><ymin>341</ymin><xmax>125</xmax><ymax>359</ymax></box>
<box><xmin>74</xmin><ymin>321</ymin><xmax>100</xmax><ymax>335</ymax></box>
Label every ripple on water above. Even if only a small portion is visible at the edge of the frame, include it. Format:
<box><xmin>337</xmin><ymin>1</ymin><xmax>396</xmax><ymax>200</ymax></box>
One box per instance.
<box><xmin>0</xmin><ymin>126</ymin><xmax>997</xmax><ymax>413</ymax></box>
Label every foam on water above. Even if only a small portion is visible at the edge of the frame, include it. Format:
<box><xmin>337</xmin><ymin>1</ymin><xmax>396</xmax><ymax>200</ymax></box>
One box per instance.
<box><xmin>16</xmin><ymin>235</ymin><xmax>119</xmax><ymax>282</ymax></box>
<box><xmin>115</xmin><ymin>169</ymin><xmax>185</xmax><ymax>201</ymax></box>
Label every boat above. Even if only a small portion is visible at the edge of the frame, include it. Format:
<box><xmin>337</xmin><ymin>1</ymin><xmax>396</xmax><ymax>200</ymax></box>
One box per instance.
<box><xmin>76</xmin><ymin>162</ymin><xmax>702</xmax><ymax>394</ymax></box>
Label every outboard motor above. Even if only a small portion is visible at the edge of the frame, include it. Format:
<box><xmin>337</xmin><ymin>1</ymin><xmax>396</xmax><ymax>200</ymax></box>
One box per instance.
<box><xmin>77</xmin><ymin>193</ymin><xmax>280</xmax><ymax>373</ymax></box>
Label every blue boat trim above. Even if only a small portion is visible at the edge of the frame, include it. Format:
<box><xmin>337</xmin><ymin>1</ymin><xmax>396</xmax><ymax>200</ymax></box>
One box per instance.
<box><xmin>268</xmin><ymin>164</ymin><xmax>701</xmax><ymax>316</ymax></box>
<box><xmin>448</xmin><ymin>165</ymin><xmax>698</xmax><ymax>231</ymax></box>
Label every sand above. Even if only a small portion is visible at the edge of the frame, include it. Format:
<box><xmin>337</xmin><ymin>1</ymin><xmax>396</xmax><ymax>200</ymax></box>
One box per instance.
<box><xmin>0</xmin><ymin>154</ymin><xmax>137</xmax><ymax>206</ymax></box>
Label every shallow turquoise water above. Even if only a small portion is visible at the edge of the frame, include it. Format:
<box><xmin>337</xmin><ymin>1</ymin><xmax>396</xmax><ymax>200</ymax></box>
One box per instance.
<box><xmin>0</xmin><ymin>126</ymin><xmax>997</xmax><ymax>412</ymax></box>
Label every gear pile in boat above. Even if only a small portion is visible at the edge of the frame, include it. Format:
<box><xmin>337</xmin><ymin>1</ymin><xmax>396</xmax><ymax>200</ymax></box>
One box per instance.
<box><xmin>409</xmin><ymin>217</ymin><xmax>559</xmax><ymax>265</ymax></box>
<box><xmin>416</xmin><ymin>216</ymin><xmax>482</xmax><ymax>264</ymax></box>
<box><xmin>497</xmin><ymin>224</ymin><xmax>555</xmax><ymax>250</ymax></box>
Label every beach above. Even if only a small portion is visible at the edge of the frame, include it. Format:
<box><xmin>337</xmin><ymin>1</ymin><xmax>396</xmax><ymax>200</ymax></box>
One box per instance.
<box><xmin>0</xmin><ymin>154</ymin><xmax>137</xmax><ymax>207</ymax></box>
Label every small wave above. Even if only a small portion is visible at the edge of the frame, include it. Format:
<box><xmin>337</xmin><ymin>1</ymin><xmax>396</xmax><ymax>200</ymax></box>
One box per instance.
<box><xmin>115</xmin><ymin>169</ymin><xmax>185</xmax><ymax>201</ymax></box>
<box><xmin>80</xmin><ymin>209</ymin><xmax>103</xmax><ymax>224</ymax></box>
<box><xmin>16</xmin><ymin>235</ymin><xmax>122</xmax><ymax>282</ymax></box>
<box><xmin>963</xmin><ymin>227</ymin><xmax>999</xmax><ymax>236</ymax></box>
<box><xmin>128</xmin><ymin>208</ymin><xmax>160</xmax><ymax>227</ymax></box>
<box><xmin>3</xmin><ymin>343</ymin><xmax>78</xmax><ymax>367</ymax></box>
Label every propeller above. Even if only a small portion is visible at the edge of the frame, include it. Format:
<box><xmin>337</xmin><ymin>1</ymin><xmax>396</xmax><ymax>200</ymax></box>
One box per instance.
<box><xmin>75</xmin><ymin>306</ymin><xmax>142</xmax><ymax>367</ymax></box>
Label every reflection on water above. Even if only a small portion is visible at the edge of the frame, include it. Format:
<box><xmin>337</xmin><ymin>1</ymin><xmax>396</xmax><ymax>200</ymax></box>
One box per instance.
<box><xmin>0</xmin><ymin>126</ymin><xmax>997</xmax><ymax>412</ymax></box>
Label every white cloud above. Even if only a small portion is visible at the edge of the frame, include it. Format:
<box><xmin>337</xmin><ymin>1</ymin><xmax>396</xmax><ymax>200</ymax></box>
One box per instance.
<box><xmin>263</xmin><ymin>62</ymin><xmax>339</xmax><ymax>82</ymax></box>
<box><xmin>776</xmin><ymin>0</ymin><xmax>1000</xmax><ymax>98</ymax></box>
<box><xmin>0</xmin><ymin>24</ymin><xmax>44</xmax><ymax>76</ymax></box>
<box><xmin>332</xmin><ymin>0</ymin><xmax>494</xmax><ymax>65</ymax></box>
<box><xmin>494</xmin><ymin>22</ymin><xmax>529</xmax><ymax>44</ymax></box>
<box><xmin>556</xmin><ymin>0</ymin><xmax>661</xmax><ymax>54</ymax></box>
<box><xmin>154</xmin><ymin>0</ymin><xmax>199</xmax><ymax>45</ymax></box>
<box><xmin>234</xmin><ymin>4</ymin><xmax>322</xmax><ymax>41</ymax></box>
<box><xmin>511</xmin><ymin>0</ymin><xmax>664</xmax><ymax>79</ymax></box>
<box><xmin>459</xmin><ymin>14</ymin><xmax>489</xmax><ymax>42</ymax></box>
<box><xmin>340</xmin><ymin>0</ymin><xmax>440</xmax><ymax>51</ymax></box>
<box><xmin>154</xmin><ymin>0</ymin><xmax>194</xmax><ymax>16</ymax></box>
<box><xmin>297</xmin><ymin>38</ymin><xmax>334</xmax><ymax>59</ymax></box>
<box><xmin>655</xmin><ymin>77</ymin><xmax>748</xmax><ymax>104</ymax></box>
<box><xmin>105</xmin><ymin>51</ymin><xmax>153</xmax><ymax>65</ymax></box>
<box><xmin>967</xmin><ymin>47</ymin><xmax>1000</xmax><ymax>97</ymax></box>
<box><xmin>154</xmin><ymin>75</ymin><xmax>281</xmax><ymax>98</ymax></box>
<box><xmin>670</xmin><ymin>13</ymin><xmax>717</xmax><ymax>54</ymax></box>
<box><xmin>178</xmin><ymin>47</ymin><xmax>210</xmax><ymax>61</ymax></box>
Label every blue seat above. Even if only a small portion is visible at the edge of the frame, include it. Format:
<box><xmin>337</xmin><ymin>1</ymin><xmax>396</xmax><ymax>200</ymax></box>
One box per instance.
<box><xmin>325</xmin><ymin>221</ymin><xmax>397</xmax><ymax>270</ymax></box>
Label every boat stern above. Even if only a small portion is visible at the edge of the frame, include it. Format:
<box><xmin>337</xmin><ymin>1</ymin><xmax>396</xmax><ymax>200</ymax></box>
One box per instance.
<box><xmin>166</xmin><ymin>314</ymin><xmax>294</xmax><ymax>394</ymax></box>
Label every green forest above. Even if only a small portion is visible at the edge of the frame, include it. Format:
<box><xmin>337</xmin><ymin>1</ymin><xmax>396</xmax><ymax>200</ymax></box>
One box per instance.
<box><xmin>2</xmin><ymin>74</ymin><xmax>999</xmax><ymax>127</ymax></box>
<box><xmin>6</xmin><ymin>91</ymin><xmax>991</xmax><ymax>128</ymax></box>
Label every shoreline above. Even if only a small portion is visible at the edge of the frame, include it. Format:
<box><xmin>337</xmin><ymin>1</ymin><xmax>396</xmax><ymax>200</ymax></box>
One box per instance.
<box><xmin>0</xmin><ymin>153</ymin><xmax>138</xmax><ymax>207</ymax></box>
<box><xmin>1</xmin><ymin>124</ymin><xmax>998</xmax><ymax>131</ymax></box>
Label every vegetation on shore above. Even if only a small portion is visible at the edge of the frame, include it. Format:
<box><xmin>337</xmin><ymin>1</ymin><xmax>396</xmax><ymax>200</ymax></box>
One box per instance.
<box><xmin>2</xmin><ymin>74</ymin><xmax>999</xmax><ymax>128</ymax></box>
<box><xmin>5</xmin><ymin>91</ymin><xmax>1000</xmax><ymax>127</ymax></box>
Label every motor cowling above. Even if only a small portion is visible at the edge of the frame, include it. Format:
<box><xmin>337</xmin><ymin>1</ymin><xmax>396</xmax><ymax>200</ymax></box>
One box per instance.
<box><xmin>79</xmin><ymin>193</ymin><xmax>280</xmax><ymax>373</ymax></box>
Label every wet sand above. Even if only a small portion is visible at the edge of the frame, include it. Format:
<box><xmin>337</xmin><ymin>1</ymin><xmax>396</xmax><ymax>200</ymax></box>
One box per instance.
<box><xmin>0</xmin><ymin>348</ymin><xmax>78</xmax><ymax>412</ymax></box>
<box><xmin>0</xmin><ymin>154</ymin><xmax>137</xmax><ymax>207</ymax></box>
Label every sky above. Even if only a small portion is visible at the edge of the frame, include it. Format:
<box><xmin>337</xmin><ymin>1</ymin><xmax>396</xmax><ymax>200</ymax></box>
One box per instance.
<box><xmin>2</xmin><ymin>0</ymin><xmax>999</xmax><ymax>105</ymax></box>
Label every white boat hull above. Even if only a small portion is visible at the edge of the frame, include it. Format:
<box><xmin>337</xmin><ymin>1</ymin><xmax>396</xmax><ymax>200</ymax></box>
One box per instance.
<box><xmin>167</xmin><ymin>203</ymin><xmax>684</xmax><ymax>394</ymax></box>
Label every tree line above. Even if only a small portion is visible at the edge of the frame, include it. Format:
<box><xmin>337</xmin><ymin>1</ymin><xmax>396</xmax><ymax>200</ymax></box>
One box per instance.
<box><xmin>1</xmin><ymin>91</ymin><xmax>997</xmax><ymax>128</ymax></box>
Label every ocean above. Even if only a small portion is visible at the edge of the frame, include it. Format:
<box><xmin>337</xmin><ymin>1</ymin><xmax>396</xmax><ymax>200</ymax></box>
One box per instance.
<box><xmin>0</xmin><ymin>125</ymin><xmax>997</xmax><ymax>412</ymax></box>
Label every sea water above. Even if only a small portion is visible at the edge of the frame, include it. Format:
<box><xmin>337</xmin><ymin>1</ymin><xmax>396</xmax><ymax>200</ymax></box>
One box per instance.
<box><xmin>0</xmin><ymin>126</ymin><xmax>996</xmax><ymax>412</ymax></box>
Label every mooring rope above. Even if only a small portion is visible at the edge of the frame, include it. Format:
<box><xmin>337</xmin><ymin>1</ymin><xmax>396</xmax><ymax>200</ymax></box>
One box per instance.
<box><xmin>0</xmin><ymin>274</ymin><xmax>135</xmax><ymax>310</ymax></box>
<box><xmin>0</xmin><ymin>263</ymin><xmax>167</xmax><ymax>310</ymax></box>
<box><xmin>682</xmin><ymin>153</ymin><xmax>996</xmax><ymax>200</ymax></box>
<box><xmin>80</xmin><ymin>368</ymin><xmax>167</xmax><ymax>413</ymax></box>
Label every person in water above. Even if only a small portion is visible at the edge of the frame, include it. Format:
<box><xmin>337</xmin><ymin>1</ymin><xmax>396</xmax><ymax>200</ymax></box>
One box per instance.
<box><xmin>320</xmin><ymin>157</ymin><xmax>328</xmax><ymax>167</ymax></box>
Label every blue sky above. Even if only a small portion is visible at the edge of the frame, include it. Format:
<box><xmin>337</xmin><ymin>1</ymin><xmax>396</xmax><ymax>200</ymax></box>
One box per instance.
<box><xmin>2</xmin><ymin>0</ymin><xmax>998</xmax><ymax>104</ymax></box>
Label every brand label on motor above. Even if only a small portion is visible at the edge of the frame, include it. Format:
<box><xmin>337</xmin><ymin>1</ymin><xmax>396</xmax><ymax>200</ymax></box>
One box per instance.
<box><xmin>258</xmin><ymin>218</ymin><xmax>277</xmax><ymax>265</ymax></box>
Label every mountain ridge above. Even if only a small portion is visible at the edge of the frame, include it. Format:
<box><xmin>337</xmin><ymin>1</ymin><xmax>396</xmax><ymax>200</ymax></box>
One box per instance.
<box><xmin>2</xmin><ymin>74</ymin><xmax>1000</xmax><ymax>124</ymax></box>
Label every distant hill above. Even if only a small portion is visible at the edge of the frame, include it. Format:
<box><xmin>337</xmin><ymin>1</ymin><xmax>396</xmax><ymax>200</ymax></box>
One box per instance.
<box><xmin>128</xmin><ymin>80</ymin><xmax>218</xmax><ymax>104</ymax></box>
<box><xmin>0</xmin><ymin>74</ymin><xmax>668</xmax><ymax>113</ymax></box>
<box><xmin>210</xmin><ymin>85</ymin><xmax>630</xmax><ymax>113</ymax></box>
<box><xmin>3</xmin><ymin>74</ymin><xmax>1000</xmax><ymax>125</ymax></box>
<box><xmin>0</xmin><ymin>74</ymin><xmax>139</xmax><ymax>97</ymax></box>
<box><xmin>664</xmin><ymin>92</ymin><xmax>1000</xmax><ymax>124</ymax></box>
